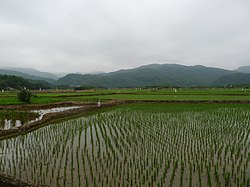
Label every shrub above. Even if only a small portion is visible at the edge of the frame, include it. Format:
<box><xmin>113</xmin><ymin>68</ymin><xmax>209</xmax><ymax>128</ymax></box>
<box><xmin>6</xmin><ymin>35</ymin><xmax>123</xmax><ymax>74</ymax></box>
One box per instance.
<box><xmin>18</xmin><ymin>89</ymin><xmax>32</xmax><ymax>103</ymax></box>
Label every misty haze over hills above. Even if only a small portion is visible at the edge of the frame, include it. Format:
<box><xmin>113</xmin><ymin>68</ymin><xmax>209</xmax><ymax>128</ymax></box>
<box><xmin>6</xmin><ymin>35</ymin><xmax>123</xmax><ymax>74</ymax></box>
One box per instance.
<box><xmin>2</xmin><ymin>67</ymin><xmax>59</xmax><ymax>80</ymax></box>
<box><xmin>0</xmin><ymin>69</ymin><xmax>56</xmax><ymax>84</ymax></box>
<box><xmin>1</xmin><ymin>63</ymin><xmax>250</xmax><ymax>89</ymax></box>
<box><xmin>237</xmin><ymin>66</ymin><xmax>250</xmax><ymax>74</ymax></box>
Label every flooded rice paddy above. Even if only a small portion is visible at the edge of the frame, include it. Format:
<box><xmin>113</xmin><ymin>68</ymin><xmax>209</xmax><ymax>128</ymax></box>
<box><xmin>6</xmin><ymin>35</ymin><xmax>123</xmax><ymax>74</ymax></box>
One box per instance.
<box><xmin>0</xmin><ymin>106</ymin><xmax>80</xmax><ymax>130</ymax></box>
<box><xmin>0</xmin><ymin>105</ymin><xmax>249</xmax><ymax>187</ymax></box>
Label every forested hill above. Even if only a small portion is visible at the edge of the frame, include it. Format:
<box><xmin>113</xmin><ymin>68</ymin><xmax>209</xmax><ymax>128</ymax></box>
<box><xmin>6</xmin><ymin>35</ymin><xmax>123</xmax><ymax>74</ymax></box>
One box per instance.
<box><xmin>0</xmin><ymin>69</ymin><xmax>56</xmax><ymax>84</ymax></box>
<box><xmin>0</xmin><ymin>74</ymin><xmax>52</xmax><ymax>90</ymax></box>
<box><xmin>2</xmin><ymin>64</ymin><xmax>250</xmax><ymax>89</ymax></box>
<box><xmin>2</xmin><ymin>67</ymin><xmax>58</xmax><ymax>80</ymax></box>
<box><xmin>237</xmin><ymin>66</ymin><xmax>250</xmax><ymax>74</ymax></box>
<box><xmin>57</xmin><ymin>64</ymin><xmax>239</xmax><ymax>87</ymax></box>
<box><xmin>212</xmin><ymin>73</ymin><xmax>250</xmax><ymax>86</ymax></box>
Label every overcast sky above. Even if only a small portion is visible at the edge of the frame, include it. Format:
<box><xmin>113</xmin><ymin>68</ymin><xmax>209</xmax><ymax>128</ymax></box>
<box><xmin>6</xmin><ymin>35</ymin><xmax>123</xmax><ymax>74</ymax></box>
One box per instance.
<box><xmin>0</xmin><ymin>0</ymin><xmax>249</xmax><ymax>73</ymax></box>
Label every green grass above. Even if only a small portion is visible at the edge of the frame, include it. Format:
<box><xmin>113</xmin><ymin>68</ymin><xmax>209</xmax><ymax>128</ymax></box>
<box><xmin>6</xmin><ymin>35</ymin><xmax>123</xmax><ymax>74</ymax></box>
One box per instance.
<box><xmin>0</xmin><ymin>97</ymin><xmax>23</xmax><ymax>105</ymax></box>
<box><xmin>1</xmin><ymin>88</ymin><xmax>250</xmax><ymax>105</ymax></box>
<box><xmin>118</xmin><ymin>103</ymin><xmax>250</xmax><ymax>113</ymax></box>
<box><xmin>31</xmin><ymin>97</ymin><xmax>63</xmax><ymax>104</ymax></box>
<box><xmin>78</xmin><ymin>93</ymin><xmax>250</xmax><ymax>101</ymax></box>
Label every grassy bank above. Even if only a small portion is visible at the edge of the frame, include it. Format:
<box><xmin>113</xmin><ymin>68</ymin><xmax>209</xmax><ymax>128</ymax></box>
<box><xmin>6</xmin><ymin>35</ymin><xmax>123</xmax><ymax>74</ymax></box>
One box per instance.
<box><xmin>1</xmin><ymin>88</ymin><xmax>250</xmax><ymax>105</ymax></box>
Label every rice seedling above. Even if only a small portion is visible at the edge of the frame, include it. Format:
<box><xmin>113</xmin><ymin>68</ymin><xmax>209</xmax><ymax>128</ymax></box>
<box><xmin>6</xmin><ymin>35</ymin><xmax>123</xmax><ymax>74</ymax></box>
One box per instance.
<box><xmin>0</xmin><ymin>104</ymin><xmax>249</xmax><ymax>186</ymax></box>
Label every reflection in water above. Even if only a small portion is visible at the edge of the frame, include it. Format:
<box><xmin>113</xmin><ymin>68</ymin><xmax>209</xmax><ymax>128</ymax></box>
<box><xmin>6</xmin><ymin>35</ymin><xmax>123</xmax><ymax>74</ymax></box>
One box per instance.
<box><xmin>1</xmin><ymin>106</ymin><xmax>81</xmax><ymax>130</ymax></box>
<box><xmin>0</xmin><ymin>119</ymin><xmax>25</xmax><ymax>130</ymax></box>
<box><xmin>0</xmin><ymin>119</ymin><xmax>22</xmax><ymax>130</ymax></box>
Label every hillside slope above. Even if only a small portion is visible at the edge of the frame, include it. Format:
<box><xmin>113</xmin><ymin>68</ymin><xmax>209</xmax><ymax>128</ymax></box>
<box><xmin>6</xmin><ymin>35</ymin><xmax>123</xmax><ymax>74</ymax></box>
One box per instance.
<box><xmin>237</xmin><ymin>66</ymin><xmax>250</xmax><ymax>74</ymax></box>
<box><xmin>0</xmin><ymin>75</ymin><xmax>52</xmax><ymax>90</ymax></box>
<box><xmin>57</xmin><ymin>64</ymin><xmax>235</xmax><ymax>87</ymax></box>
<box><xmin>213</xmin><ymin>73</ymin><xmax>250</xmax><ymax>86</ymax></box>
<box><xmin>2</xmin><ymin>67</ymin><xmax>58</xmax><ymax>80</ymax></box>
<box><xmin>0</xmin><ymin>69</ymin><xmax>56</xmax><ymax>84</ymax></box>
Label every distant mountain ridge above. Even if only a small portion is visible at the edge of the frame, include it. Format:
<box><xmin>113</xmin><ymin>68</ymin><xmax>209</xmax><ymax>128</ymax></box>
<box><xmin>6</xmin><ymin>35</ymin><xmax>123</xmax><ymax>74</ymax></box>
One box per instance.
<box><xmin>0</xmin><ymin>74</ymin><xmax>51</xmax><ymax>90</ymax></box>
<box><xmin>2</xmin><ymin>67</ymin><xmax>58</xmax><ymax>80</ymax></box>
<box><xmin>0</xmin><ymin>69</ymin><xmax>56</xmax><ymax>84</ymax></box>
<box><xmin>57</xmin><ymin>64</ymin><xmax>248</xmax><ymax>88</ymax></box>
<box><xmin>2</xmin><ymin>64</ymin><xmax>250</xmax><ymax>88</ymax></box>
<box><xmin>213</xmin><ymin>73</ymin><xmax>250</xmax><ymax>86</ymax></box>
<box><xmin>236</xmin><ymin>66</ymin><xmax>250</xmax><ymax>74</ymax></box>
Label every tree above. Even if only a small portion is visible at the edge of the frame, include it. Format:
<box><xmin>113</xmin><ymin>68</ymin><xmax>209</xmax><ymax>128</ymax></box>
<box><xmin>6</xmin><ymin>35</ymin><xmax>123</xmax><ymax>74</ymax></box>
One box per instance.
<box><xmin>18</xmin><ymin>89</ymin><xmax>32</xmax><ymax>103</ymax></box>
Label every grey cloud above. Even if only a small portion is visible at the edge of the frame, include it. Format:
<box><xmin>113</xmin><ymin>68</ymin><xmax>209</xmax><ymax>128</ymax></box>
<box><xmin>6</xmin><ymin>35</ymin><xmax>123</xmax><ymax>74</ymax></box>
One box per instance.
<box><xmin>0</xmin><ymin>0</ymin><xmax>249</xmax><ymax>73</ymax></box>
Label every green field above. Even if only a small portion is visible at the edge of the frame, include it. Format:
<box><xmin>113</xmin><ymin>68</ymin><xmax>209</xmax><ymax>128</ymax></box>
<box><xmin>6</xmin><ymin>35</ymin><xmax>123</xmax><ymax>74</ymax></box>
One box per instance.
<box><xmin>0</xmin><ymin>103</ymin><xmax>249</xmax><ymax>186</ymax></box>
<box><xmin>1</xmin><ymin>88</ymin><xmax>250</xmax><ymax>105</ymax></box>
<box><xmin>0</xmin><ymin>89</ymin><xmax>249</xmax><ymax>186</ymax></box>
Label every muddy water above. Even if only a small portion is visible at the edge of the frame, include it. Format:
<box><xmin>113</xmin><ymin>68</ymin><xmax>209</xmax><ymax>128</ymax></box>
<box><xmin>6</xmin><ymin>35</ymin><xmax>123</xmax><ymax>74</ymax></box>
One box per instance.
<box><xmin>1</xmin><ymin>106</ymin><xmax>81</xmax><ymax>130</ymax></box>
<box><xmin>30</xmin><ymin>106</ymin><xmax>81</xmax><ymax>122</ymax></box>
<box><xmin>0</xmin><ymin>107</ymin><xmax>249</xmax><ymax>187</ymax></box>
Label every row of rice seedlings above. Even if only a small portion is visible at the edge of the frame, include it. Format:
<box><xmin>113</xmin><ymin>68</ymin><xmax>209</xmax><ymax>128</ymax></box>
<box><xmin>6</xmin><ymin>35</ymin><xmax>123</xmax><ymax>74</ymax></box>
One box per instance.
<box><xmin>0</xmin><ymin>107</ymin><xmax>249</xmax><ymax>186</ymax></box>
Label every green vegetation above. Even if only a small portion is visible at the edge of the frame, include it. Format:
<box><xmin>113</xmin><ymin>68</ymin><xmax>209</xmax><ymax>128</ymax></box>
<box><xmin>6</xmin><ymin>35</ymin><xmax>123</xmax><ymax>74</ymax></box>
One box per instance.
<box><xmin>0</xmin><ymin>104</ymin><xmax>249</xmax><ymax>186</ymax></box>
<box><xmin>1</xmin><ymin>65</ymin><xmax>249</xmax><ymax>186</ymax></box>
<box><xmin>56</xmin><ymin>64</ymin><xmax>235</xmax><ymax>87</ymax></box>
<box><xmin>214</xmin><ymin>73</ymin><xmax>250</xmax><ymax>86</ymax></box>
<box><xmin>56</xmin><ymin>64</ymin><xmax>250</xmax><ymax>88</ymax></box>
<box><xmin>0</xmin><ymin>74</ymin><xmax>52</xmax><ymax>90</ymax></box>
<box><xmin>2</xmin><ymin>64</ymin><xmax>250</xmax><ymax>89</ymax></box>
<box><xmin>18</xmin><ymin>89</ymin><xmax>32</xmax><ymax>103</ymax></box>
<box><xmin>0</xmin><ymin>68</ymin><xmax>56</xmax><ymax>84</ymax></box>
<box><xmin>1</xmin><ymin>88</ymin><xmax>250</xmax><ymax>105</ymax></box>
<box><xmin>2</xmin><ymin>64</ymin><xmax>250</xmax><ymax>90</ymax></box>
